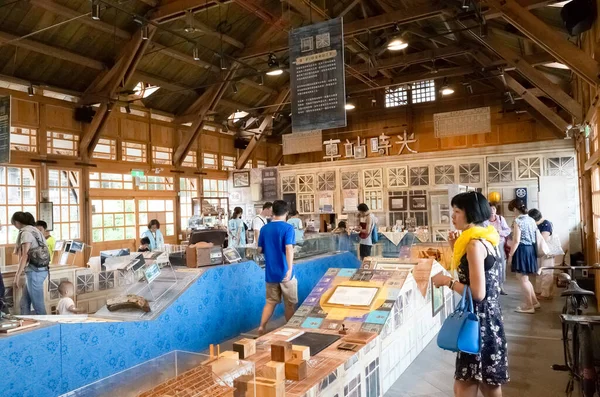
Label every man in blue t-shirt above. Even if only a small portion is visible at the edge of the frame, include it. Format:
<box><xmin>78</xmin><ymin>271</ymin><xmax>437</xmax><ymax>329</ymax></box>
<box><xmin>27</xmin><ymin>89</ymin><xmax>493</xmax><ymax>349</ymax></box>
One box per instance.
<box><xmin>257</xmin><ymin>200</ymin><xmax>297</xmax><ymax>335</ymax></box>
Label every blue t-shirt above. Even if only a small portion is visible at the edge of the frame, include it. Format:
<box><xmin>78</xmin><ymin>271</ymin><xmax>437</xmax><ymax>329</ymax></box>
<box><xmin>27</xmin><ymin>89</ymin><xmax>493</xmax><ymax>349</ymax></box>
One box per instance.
<box><xmin>258</xmin><ymin>220</ymin><xmax>296</xmax><ymax>283</ymax></box>
<box><xmin>537</xmin><ymin>219</ymin><xmax>553</xmax><ymax>235</ymax></box>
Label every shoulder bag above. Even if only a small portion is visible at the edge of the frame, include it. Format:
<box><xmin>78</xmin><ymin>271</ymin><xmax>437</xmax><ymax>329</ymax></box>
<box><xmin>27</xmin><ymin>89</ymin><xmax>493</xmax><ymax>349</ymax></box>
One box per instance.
<box><xmin>535</xmin><ymin>229</ymin><xmax>550</xmax><ymax>258</ymax></box>
<box><xmin>437</xmin><ymin>286</ymin><xmax>481</xmax><ymax>354</ymax></box>
<box><xmin>25</xmin><ymin>228</ymin><xmax>51</xmax><ymax>268</ymax></box>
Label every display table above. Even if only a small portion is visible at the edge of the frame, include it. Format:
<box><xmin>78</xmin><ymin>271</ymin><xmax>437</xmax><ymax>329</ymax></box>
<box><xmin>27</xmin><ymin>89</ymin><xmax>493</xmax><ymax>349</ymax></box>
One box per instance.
<box><xmin>0</xmin><ymin>251</ymin><xmax>360</xmax><ymax>397</ymax></box>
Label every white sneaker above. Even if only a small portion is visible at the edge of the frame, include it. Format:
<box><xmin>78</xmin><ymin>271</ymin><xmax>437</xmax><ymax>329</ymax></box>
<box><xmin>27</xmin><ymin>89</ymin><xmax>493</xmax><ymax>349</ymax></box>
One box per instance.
<box><xmin>515</xmin><ymin>306</ymin><xmax>535</xmax><ymax>314</ymax></box>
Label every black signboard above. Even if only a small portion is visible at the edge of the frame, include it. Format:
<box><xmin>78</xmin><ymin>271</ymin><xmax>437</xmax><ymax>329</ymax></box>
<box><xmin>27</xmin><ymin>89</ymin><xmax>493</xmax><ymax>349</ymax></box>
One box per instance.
<box><xmin>283</xmin><ymin>193</ymin><xmax>297</xmax><ymax>214</ymax></box>
<box><xmin>262</xmin><ymin>168</ymin><xmax>278</xmax><ymax>201</ymax></box>
<box><xmin>289</xmin><ymin>18</ymin><xmax>346</xmax><ymax>133</ymax></box>
<box><xmin>0</xmin><ymin>96</ymin><xmax>10</xmax><ymax>164</ymax></box>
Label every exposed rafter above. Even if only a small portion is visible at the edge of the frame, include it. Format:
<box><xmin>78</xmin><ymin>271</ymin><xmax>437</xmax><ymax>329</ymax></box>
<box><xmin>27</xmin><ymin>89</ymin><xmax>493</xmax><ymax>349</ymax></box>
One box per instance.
<box><xmin>485</xmin><ymin>0</ymin><xmax>600</xmax><ymax>86</ymax></box>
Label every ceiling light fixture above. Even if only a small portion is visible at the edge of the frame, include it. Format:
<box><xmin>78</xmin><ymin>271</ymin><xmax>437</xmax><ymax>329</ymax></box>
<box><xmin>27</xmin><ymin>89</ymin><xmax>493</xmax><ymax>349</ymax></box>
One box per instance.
<box><xmin>462</xmin><ymin>0</ymin><xmax>470</xmax><ymax>9</ymax></box>
<box><xmin>232</xmin><ymin>83</ymin><xmax>238</xmax><ymax>94</ymax></box>
<box><xmin>192</xmin><ymin>45</ymin><xmax>200</xmax><ymax>61</ymax></box>
<box><xmin>258</xmin><ymin>74</ymin><xmax>264</xmax><ymax>86</ymax></box>
<box><xmin>27</xmin><ymin>84</ymin><xmax>34</xmax><ymax>97</ymax></box>
<box><xmin>220</xmin><ymin>57</ymin><xmax>228</xmax><ymax>70</ymax></box>
<box><xmin>266</xmin><ymin>53</ymin><xmax>283</xmax><ymax>76</ymax></box>
<box><xmin>141</xmin><ymin>24</ymin><xmax>149</xmax><ymax>40</ymax></box>
<box><xmin>91</xmin><ymin>0</ymin><xmax>100</xmax><ymax>20</ymax></box>
<box><xmin>440</xmin><ymin>78</ymin><xmax>454</xmax><ymax>96</ymax></box>
<box><xmin>387</xmin><ymin>37</ymin><xmax>408</xmax><ymax>51</ymax></box>
<box><xmin>345</xmin><ymin>97</ymin><xmax>355</xmax><ymax>110</ymax></box>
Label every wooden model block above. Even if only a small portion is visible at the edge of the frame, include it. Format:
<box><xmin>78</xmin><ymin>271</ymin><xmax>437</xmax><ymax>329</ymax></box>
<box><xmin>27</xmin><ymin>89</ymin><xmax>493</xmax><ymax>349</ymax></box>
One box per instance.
<box><xmin>233</xmin><ymin>374</ymin><xmax>253</xmax><ymax>397</ymax></box>
<box><xmin>291</xmin><ymin>345</ymin><xmax>310</xmax><ymax>361</ymax></box>
<box><xmin>258</xmin><ymin>361</ymin><xmax>285</xmax><ymax>382</ymax></box>
<box><xmin>249</xmin><ymin>377</ymin><xmax>285</xmax><ymax>397</ymax></box>
<box><xmin>219</xmin><ymin>350</ymin><xmax>240</xmax><ymax>360</ymax></box>
<box><xmin>233</xmin><ymin>338</ymin><xmax>257</xmax><ymax>359</ymax></box>
<box><xmin>343</xmin><ymin>331</ymin><xmax>377</xmax><ymax>345</ymax></box>
<box><xmin>270</xmin><ymin>341</ymin><xmax>292</xmax><ymax>362</ymax></box>
<box><xmin>285</xmin><ymin>358</ymin><xmax>307</xmax><ymax>381</ymax></box>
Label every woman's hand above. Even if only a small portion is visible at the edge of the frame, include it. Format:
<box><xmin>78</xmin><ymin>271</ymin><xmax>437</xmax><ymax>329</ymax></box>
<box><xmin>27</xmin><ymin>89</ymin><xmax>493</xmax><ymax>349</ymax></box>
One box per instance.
<box><xmin>14</xmin><ymin>274</ymin><xmax>24</xmax><ymax>289</ymax></box>
<box><xmin>448</xmin><ymin>230</ymin><xmax>459</xmax><ymax>250</ymax></box>
<box><xmin>431</xmin><ymin>272</ymin><xmax>451</xmax><ymax>288</ymax></box>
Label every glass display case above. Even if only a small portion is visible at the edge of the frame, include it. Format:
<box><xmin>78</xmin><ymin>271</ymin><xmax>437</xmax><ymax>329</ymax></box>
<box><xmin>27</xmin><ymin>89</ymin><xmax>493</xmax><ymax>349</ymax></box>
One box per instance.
<box><xmin>61</xmin><ymin>350</ymin><xmax>255</xmax><ymax>397</ymax></box>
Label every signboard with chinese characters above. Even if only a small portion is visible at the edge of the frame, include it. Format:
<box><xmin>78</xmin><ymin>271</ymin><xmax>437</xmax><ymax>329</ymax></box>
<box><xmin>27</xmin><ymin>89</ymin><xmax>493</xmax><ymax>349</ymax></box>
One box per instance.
<box><xmin>0</xmin><ymin>96</ymin><xmax>10</xmax><ymax>164</ymax></box>
<box><xmin>262</xmin><ymin>168</ymin><xmax>278</xmax><ymax>201</ymax></box>
<box><xmin>289</xmin><ymin>18</ymin><xmax>346</xmax><ymax>132</ymax></box>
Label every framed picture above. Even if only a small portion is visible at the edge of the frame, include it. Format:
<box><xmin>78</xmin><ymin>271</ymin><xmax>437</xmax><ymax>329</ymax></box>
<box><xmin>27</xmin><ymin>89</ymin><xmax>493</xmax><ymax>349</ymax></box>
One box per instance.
<box><xmin>325</xmin><ymin>143</ymin><xmax>338</xmax><ymax>156</ymax></box>
<box><xmin>38</xmin><ymin>202</ymin><xmax>54</xmax><ymax>231</ymax></box>
<box><xmin>410</xmin><ymin>195</ymin><xmax>427</xmax><ymax>210</ymax></box>
<box><xmin>431</xmin><ymin>279</ymin><xmax>444</xmax><ymax>316</ymax></box>
<box><xmin>389</xmin><ymin>196</ymin><xmax>407</xmax><ymax>211</ymax></box>
<box><xmin>354</xmin><ymin>145</ymin><xmax>366</xmax><ymax>159</ymax></box>
<box><xmin>232</xmin><ymin>171</ymin><xmax>250</xmax><ymax>188</ymax></box>
<box><xmin>370</xmin><ymin>137</ymin><xmax>379</xmax><ymax>153</ymax></box>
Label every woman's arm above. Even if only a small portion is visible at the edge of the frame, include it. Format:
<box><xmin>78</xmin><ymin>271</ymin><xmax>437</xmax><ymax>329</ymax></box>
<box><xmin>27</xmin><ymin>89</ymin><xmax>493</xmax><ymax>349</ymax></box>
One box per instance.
<box><xmin>500</xmin><ymin>217</ymin><xmax>511</xmax><ymax>238</ymax></box>
<box><xmin>465</xmin><ymin>240</ymin><xmax>487</xmax><ymax>301</ymax></box>
<box><xmin>508</xmin><ymin>222</ymin><xmax>521</xmax><ymax>257</ymax></box>
<box><xmin>14</xmin><ymin>242</ymin><xmax>31</xmax><ymax>289</ymax></box>
<box><xmin>541</xmin><ymin>231</ymin><xmax>551</xmax><ymax>240</ymax></box>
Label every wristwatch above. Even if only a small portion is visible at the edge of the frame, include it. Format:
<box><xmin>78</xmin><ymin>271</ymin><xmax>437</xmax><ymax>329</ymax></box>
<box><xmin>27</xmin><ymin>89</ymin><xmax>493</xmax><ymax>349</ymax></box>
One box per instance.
<box><xmin>448</xmin><ymin>279</ymin><xmax>456</xmax><ymax>290</ymax></box>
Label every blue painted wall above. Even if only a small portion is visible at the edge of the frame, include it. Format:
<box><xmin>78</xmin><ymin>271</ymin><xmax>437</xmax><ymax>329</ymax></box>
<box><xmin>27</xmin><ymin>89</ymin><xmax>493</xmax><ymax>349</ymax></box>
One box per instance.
<box><xmin>0</xmin><ymin>252</ymin><xmax>360</xmax><ymax>397</ymax></box>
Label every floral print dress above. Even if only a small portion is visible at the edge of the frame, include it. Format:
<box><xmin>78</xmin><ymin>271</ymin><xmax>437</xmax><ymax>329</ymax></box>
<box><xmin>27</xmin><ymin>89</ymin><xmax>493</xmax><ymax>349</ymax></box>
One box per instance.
<box><xmin>455</xmin><ymin>240</ymin><xmax>510</xmax><ymax>386</ymax></box>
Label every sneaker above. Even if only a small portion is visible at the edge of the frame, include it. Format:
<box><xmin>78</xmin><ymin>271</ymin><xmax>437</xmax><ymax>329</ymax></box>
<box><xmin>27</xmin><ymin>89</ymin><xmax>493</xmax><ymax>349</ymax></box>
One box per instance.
<box><xmin>500</xmin><ymin>290</ymin><xmax>508</xmax><ymax>295</ymax></box>
<box><xmin>515</xmin><ymin>306</ymin><xmax>535</xmax><ymax>314</ymax></box>
<box><xmin>533</xmin><ymin>302</ymin><xmax>541</xmax><ymax>310</ymax></box>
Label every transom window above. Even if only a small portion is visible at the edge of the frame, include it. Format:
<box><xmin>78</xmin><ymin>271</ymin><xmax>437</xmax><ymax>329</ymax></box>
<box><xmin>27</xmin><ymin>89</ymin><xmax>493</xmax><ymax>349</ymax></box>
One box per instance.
<box><xmin>91</xmin><ymin>199</ymin><xmax>135</xmax><ymax>243</ymax></box>
<box><xmin>92</xmin><ymin>138</ymin><xmax>117</xmax><ymax>160</ymax></box>
<box><xmin>0</xmin><ymin>166</ymin><xmax>37</xmax><ymax>244</ymax></box>
<box><xmin>122</xmin><ymin>141</ymin><xmax>147</xmax><ymax>163</ymax></box>
<box><xmin>244</xmin><ymin>160</ymin><xmax>253</xmax><ymax>169</ymax></box>
<box><xmin>48</xmin><ymin>169</ymin><xmax>81</xmax><ymax>241</ymax></box>
<box><xmin>10</xmin><ymin>127</ymin><xmax>37</xmax><ymax>152</ymax></box>
<box><xmin>256</xmin><ymin>160</ymin><xmax>267</xmax><ymax>168</ymax></box>
<box><xmin>152</xmin><ymin>146</ymin><xmax>173</xmax><ymax>165</ymax></box>
<box><xmin>202</xmin><ymin>152</ymin><xmax>218</xmax><ymax>169</ymax></box>
<box><xmin>385</xmin><ymin>86</ymin><xmax>408</xmax><ymax>108</ymax></box>
<box><xmin>182</xmin><ymin>151</ymin><xmax>197</xmax><ymax>168</ymax></box>
<box><xmin>221</xmin><ymin>155</ymin><xmax>236</xmax><ymax>171</ymax></box>
<box><xmin>411</xmin><ymin>80</ymin><xmax>436</xmax><ymax>103</ymax></box>
<box><xmin>47</xmin><ymin>131</ymin><xmax>79</xmax><ymax>157</ymax></box>
<box><xmin>137</xmin><ymin>176</ymin><xmax>174</xmax><ymax>191</ymax></box>
<box><xmin>180</xmin><ymin>177</ymin><xmax>198</xmax><ymax>231</ymax></box>
<box><xmin>138</xmin><ymin>199</ymin><xmax>175</xmax><ymax>237</ymax></box>
<box><xmin>89</xmin><ymin>172</ymin><xmax>133</xmax><ymax>190</ymax></box>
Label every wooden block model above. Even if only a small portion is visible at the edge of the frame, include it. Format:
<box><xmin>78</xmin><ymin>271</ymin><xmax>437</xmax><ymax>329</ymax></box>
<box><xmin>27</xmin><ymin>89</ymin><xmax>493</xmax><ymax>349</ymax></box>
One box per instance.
<box><xmin>233</xmin><ymin>338</ymin><xmax>257</xmax><ymax>359</ymax></box>
<box><xmin>219</xmin><ymin>350</ymin><xmax>240</xmax><ymax>360</ymax></box>
<box><xmin>250</xmin><ymin>377</ymin><xmax>285</xmax><ymax>397</ymax></box>
<box><xmin>258</xmin><ymin>361</ymin><xmax>285</xmax><ymax>383</ymax></box>
<box><xmin>291</xmin><ymin>345</ymin><xmax>310</xmax><ymax>361</ymax></box>
<box><xmin>233</xmin><ymin>374</ymin><xmax>253</xmax><ymax>397</ymax></box>
<box><xmin>285</xmin><ymin>358</ymin><xmax>307</xmax><ymax>381</ymax></box>
<box><xmin>270</xmin><ymin>341</ymin><xmax>292</xmax><ymax>362</ymax></box>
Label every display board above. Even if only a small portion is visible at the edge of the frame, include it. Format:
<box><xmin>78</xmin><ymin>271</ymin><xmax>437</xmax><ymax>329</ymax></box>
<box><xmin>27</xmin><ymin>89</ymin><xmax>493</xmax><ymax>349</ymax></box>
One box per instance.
<box><xmin>326</xmin><ymin>285</ymin><xmax>379</xmax><ymax>307</ymax></box>
<box><xmin>289</xmin><ymin>18</ymin><xmax>346</xmax><ymax>132</ymax></box>
<box><xmin>261</xmin><ymin>168</ymin><xmax>278</xmax><ymax>201</ymax></box>
<box><xmin>38</xmin><ymin>201</ymin><xmax>54</xmax><ymax>231</ymax></box>
<box><xmin>0</xmin><ymin>95</ymin><xmax>10</xmax><ymax>164</ymax></box>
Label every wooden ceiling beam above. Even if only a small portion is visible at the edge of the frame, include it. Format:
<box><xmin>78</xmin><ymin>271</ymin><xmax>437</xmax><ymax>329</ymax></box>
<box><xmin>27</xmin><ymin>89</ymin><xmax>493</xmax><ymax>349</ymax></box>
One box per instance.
<box><xmin>339</xmin><ymin>0</ymin><xmax>361</xmax><ymax>18</ymax></box>
<box><xmin>236</xmin><ymin>88</ymin><xmax>290</xmax><ymax>169</ymax></box>
<box><xmin>485</xmin><ymin>0</ymin><xmax>600</xmax><ymax>86</ymax></box>
<box><xmin>80</xmin><ymin>27</ymin><xmax>157</xmax><ymax>157</ymax></box>
<box><xmin>0</xmin><ymin>31</ymin><xmax>105</xmax><ymax>71</ymax></box>
<box><xmin>133</xmin><ymin>71</ymin><xmax>193</xmax><ymax>93</ymax></box>
<box><xmin>231</xmin><ymin>0</ymin><xmax>289</xmax><ymax>30</ymax></box>
<box><xmin>29</xmin><ymin>0</ymin><xmax>131</xmax><ymax>40</ymax></box>
<box><xmin>174</xmin><ymin>66</ymin><xmax>239</xmax><ymax>166</ymax></box>
<box><xmin>150</xmin><ymin>0</ymin><xmax>221</xmax><ymax>21</ymax></box>
<box><xmin>239</xmin><ymin>4</ymin><xmax>450</xmax><ymax>59</ymax></box>
<box><xmin>219</xmin><ymin>98</ymin><xmax>254</xmax><ymax>112</ymax></box>
<box><xmin>504</xmin><ymin>74</ymin><xmax>568</xmax><ymax>135</ymax></box>
<box><xmin>483</xmin><ymin>0</ymin><xmax>557</xmax><ymax>20</ymax></box>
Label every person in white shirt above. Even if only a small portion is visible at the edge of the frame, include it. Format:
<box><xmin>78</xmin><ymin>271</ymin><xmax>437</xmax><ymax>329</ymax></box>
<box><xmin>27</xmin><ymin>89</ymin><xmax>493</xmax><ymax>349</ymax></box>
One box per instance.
<box><xmin>253</xmin><ymin>202</ymin><xmax>272</xmax><ymax>244</ymax></box>
<box><xmin>56</xmin><ymin>281</ymin><xmax>84</xmax><ymax>315</ymax></box>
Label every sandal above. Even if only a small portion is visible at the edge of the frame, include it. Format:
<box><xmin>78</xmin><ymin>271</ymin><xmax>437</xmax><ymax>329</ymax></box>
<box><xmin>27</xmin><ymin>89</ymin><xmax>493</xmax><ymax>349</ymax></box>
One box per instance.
<box><xmin>533</xmin><ymin>302</ymin><xmax>541</xmax><ymax>310</ymax></box>
<box><xmin>515</xmin><ymin>306</ymin><xmax>535</xmax><ymax>314</ymax></box>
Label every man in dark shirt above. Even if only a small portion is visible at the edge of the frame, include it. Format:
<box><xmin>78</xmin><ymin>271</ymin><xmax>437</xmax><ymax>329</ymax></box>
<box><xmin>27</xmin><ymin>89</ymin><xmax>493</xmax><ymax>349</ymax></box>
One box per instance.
<box><xmin>257</xmin><ymin>200</ymin><xmax>297</xmax><ymax>335</ymax></box>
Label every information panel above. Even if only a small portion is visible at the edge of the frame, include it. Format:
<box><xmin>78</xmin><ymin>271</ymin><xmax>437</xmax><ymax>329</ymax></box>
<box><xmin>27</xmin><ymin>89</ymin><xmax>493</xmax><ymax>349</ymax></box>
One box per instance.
<box><xmin>0</xmin><ymin>96</ymin><xmax>10</xmax><ymax>164</ymax></box>
<box><xmin>289</xmin><ymin>18</ymin><xmax>346</xmax><ymax>133</ymax></box>
<box><xmin>262</xmin><ymin>168</ymin><xmax>278</xmax><ymax>202</ymax></box>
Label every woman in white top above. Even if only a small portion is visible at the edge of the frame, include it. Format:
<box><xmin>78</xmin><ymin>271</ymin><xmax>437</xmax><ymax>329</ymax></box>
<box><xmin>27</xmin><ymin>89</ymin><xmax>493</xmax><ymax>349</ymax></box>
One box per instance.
<box><xmin>228</xmin><ymin>207</ymin><xmax>246</xmax><ymax>247</ymax></box>
<box><xmin>141</xmin><ymin>219</ymin><xmax>164</xmax><ymax>251</ymax></box>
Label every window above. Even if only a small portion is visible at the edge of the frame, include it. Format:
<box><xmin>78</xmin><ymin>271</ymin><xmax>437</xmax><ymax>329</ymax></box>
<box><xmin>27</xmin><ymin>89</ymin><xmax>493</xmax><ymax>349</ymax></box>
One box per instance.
<box><xmin>487</xmin><ymin>160</ymin><xmax>513</xmax><ymax>183</ymax></box>
<box><xmin>592</xmin><ymin>167</ymin><xmax>600</xmax><ymax>235</ymax></box>
<box><xmin>411</xmin><ymin>80</ymin><xmax>436</xmax><ymax>103</ymax></box>
<box><xmin>459</xmin><ymin>163</ymin><xmax>481</xmax><ymax>184</ymax></box>
<box><xmin>385</xmin><ymin>86</ymin><xmax>408</xmax><ymax>108</ymax></box>
<box><xmin>389</xmin><ymin>190</ymin><xmax>428</xmax><ymax>228</ymax></box>
<box><xmin>182</xmin><ymin>151</ymin><xmax>197</xmax><ymax>168</ymax></box>
<box><xmin>364</xmin><ymin>190</ymin><xmax>383</xmax><ymax>211</ymax></box>
<box><xmin>0</xmin><ymin>166</ymin><xmax>37</xmax><ymax>244</ymax></box>
<box><xmin>152</xmin><ymin>146</ymin><xmax>173</xmax><ymax>165</ymax></box>
<box><xmin>122</xmin><ymin>141</ymin><xmax>147</xmax><ymax>163</ymax></box>
<box><xmin>409</xmin><ymin>166</ymin><xmax>429</xmax><ymax>186</ymax></box>
<box><xmin>89</xmin><ymin>173</ymin><xmax>133</xmax><ymax>190</ymax></box>
<box><xmin>48</xmin><ymin>169</ymin><xmax>80</xmax><ymax>241</ymax></box>
<box><xmin>180</xmin><ymin>178</ymin><xmax>198</xmax><ymax>230</ymax></box>
<box><xmin>138</xmin><ymin>176</ymin><xmax>174</xmax><ymax>191</ymax></box>
<box><xmin>138</xmin><ymin>199</ymin><xmax>175</xmax><ymax>237</ymax></box>
<box><xmin>344</xmin><ymin>373</ymin><xmax>361</xmax><ymax>397</ymax></box>
<box><xmin>244</xmin><ymin>160</ymin><xmax>253</xmax><ymax>169</ymax></box>
<box><xmin>92</xmin><ymin>138</ymin><xmax>117</xmax><ymax>160</ymax></box>
<box><xmin>434</xmin><ymin>165</ymin><xmax>455</xmax><ymax>185</ymax></box>
<box><xmin>256</xmin><ymin>160</ymin><xmax>267</xmax><ymax>169</ymax></box>
<box><xmin>319</xmin><ymin>370</ymin><xmax>338</xmax><ymax>393</ymax></box>
<box><xmin>365</xmin><ymin>358</ymin><xmax>380</xmax><ymax>397</ymax></box>
<box><xmin>10</xmin><ymin>127</ymin><xmax>37</xmax><ymax>152</ymax></box>
<box><xmin>221</xmin><ymin>155</ymin><xmax>236</xmax><ymax>171</ymax></box>
<box><xmin>202</xmin><ymin>152</ymin><xmax>218</xmax><ymax>169</ymax></box>
<box><xmin>91</xmin><ymin>199</ymin><xmax>135</xmax><ymax>243</ymax></box>
<box><xmin>203</xmin><ymin>179</ymin><xmax>228</xmax><ymax>211</ymax></box>
<box><xmin>47</xmin><ymin>131</ymin><xmax>79</xmax><ymax>156</ymax></box>
<box><xmin>546</xmin><ymin>156</ymin><xmax>575</xmax><ymax>177</ymax></box>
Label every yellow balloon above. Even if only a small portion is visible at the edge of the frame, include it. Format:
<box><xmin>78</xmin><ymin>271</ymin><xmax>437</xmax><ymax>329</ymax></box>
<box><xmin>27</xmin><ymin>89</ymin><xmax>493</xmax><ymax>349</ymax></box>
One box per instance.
<box><xmin>488</xmin><ymin>191</ymin><xmax>501</xmax><ymax>203</ymax></box>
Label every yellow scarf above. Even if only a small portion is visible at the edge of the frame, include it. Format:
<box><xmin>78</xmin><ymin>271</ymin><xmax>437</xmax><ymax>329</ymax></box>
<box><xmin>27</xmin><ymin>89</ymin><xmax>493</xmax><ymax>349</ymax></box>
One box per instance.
<box><xmin>451</xmin><ymin>225</ymin><xmax>500</xmax><ymax>271</ymax></box>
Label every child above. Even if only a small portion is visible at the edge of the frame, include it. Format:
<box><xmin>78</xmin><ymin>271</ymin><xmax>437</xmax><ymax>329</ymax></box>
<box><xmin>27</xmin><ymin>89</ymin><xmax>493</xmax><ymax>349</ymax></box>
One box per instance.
<box><xmin>35</xmin><ymin>220</ymin><xmax>56</xmax><ymax>263</ymax></box>
<box><xmin>332</xmin><ymin>221</ymin><xmax>348</xmax><ymax>234</ymax></box>
<box><xmin>56</xmin><ymin>281</ymin><xmax>84</xmax><ymax>315</ymax></box>
<box><xmin>138</xmin><ymin>236</ymin><xmax>151</xmax><ymax>252</ymax></box>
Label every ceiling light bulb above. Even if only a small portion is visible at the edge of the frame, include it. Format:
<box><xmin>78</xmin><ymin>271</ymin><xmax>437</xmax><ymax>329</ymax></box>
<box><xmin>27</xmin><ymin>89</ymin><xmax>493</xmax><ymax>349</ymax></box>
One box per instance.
<box><xmin>441</xmin><ymin>86</ymin><xmax>454</xmax><ymax>96</ymax></box>
<box><xmin>345</xmin><ymin>103</ymin><xmax>355</xmax><ymax>110</ymax></box>
<box><xmin>387</xmin><ymin>38</ymin><xmax>408</xmax><ymax>51</ymax></box>
<box><xmin>266</xmin><ymin>69</ymin><xmax>283</xmax><ymax>76</ymax></box>
<box><xmin>141</xmin><ymin>24</ymin><xmax>149</xmax><ymax>40</ymax></box>
<box><xmin>91</xmin><ymin>0</ymin><xmax>100</xmax><ymax>20</ymax></box>
<box><xmin>192</xmin><ymin>46</ymin><xmax>200</xmax><ymax>61</ymax></box>
<box><xmin>27</xmin><ymin>84</ymin><xmax>34</xmax><ymax>97</ymax></box>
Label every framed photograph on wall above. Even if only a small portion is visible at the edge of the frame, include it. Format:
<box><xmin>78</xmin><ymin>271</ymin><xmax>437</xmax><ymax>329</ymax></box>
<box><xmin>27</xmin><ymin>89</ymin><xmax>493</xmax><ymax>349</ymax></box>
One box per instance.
<box><xmin>354</xmin><ymin>145</ymin><xmax>366</xmax><ymax>159</ymax></box>
<box><xmin>233</xmin><ymin>171</ymin><xmax>250</xmax><ymax>188</ymax></box>
<box><xmin>370</xmin><ymin>137</ymin><xmax>379</xmax><ymax>153</ymax></box>
<box><xmin>389</xmin><ymin>196</ymin><xmax>407</xmax><ymax>211</ymax></box>
<box><xmin>38</xmin><ymin>202</ymin><xmax>53</xmax><ymax>231</ymax></box>
<box><xmin>410</xmin><ymin>195</ymin><xmax>427</xmax><ymax>210</ymax></box>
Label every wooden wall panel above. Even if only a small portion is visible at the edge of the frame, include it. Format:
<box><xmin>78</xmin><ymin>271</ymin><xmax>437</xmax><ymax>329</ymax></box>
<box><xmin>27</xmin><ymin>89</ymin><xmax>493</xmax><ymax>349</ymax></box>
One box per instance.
<box><xmin>46</xmin><ymin>105</ymin><xmax>81</xmax><ymax>131</ymax></box>
<box><xmin>11</xmin><ymin>98</ymin><xmax>38</xmax><ymax>127</ymax></box>
<box><xmin>469</xmin><ymin>129</ymin><xmax>500</xmax><ymax>147</ymax></box>
<box><xmin>219</xmin><ymin>137</ymin><xmax>236</xmax><ymax>155</ymax></box>
<box><xmin>151</xmin><ymin>124</ymin><xmax>175</xmax><ymax>147</ymax></box>
<box><xmin>201</xmin><ymin>134</ymin><xmax>220</xmax><ymax>152</ymax></box>
<box><xmin>500</xmin><ymin>121</ymin><xmax>534</xmax><ymax>144</ymax></box>
<box><xmin>100</xmin><ymin>116</ymin><xmax>119</xmax><ymax>138</ymax></box>
<box><xmin>121</xmin><ymin>118</ymin><xmax>149</xmax><ymax>141</ymax></box>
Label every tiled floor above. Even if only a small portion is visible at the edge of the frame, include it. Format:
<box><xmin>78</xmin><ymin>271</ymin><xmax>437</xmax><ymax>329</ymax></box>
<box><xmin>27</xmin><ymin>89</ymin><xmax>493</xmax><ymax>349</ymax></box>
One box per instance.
<box><xmin>385</xmin><ymin>277</ymin><xmax>570</xmax><ymax>397</ymax></box>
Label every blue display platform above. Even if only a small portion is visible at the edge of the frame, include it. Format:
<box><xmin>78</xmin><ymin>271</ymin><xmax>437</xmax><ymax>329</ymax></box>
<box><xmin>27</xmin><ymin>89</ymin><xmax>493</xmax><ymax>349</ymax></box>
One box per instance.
<box><xmin>0</xmin><ymin>252</ymin><xmax>360</xmax><ymax>397</ymax></box>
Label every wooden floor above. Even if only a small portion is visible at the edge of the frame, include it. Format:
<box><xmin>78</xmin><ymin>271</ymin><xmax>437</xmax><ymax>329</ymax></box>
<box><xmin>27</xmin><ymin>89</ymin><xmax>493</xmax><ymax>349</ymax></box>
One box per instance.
<box><xmin>386</xmin><ymin>276</ymin><xmax>569</xmax><ymax>397</ymax></box>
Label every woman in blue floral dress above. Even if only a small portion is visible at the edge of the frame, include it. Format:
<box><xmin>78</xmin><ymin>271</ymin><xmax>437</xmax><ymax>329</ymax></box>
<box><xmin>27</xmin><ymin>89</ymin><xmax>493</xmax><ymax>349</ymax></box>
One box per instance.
<box><xmin>433</xmin><ymin>192</ymin><xmax>509</xmax><ymax>396</ymax></box>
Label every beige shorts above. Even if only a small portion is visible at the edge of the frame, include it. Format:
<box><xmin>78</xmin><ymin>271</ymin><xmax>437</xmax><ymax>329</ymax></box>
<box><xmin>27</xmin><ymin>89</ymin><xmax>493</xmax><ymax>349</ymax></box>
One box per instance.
<box><xmin>266</xmin><ymin>277</ymin><xmax>298</xmax><ymax>306</ymax></box>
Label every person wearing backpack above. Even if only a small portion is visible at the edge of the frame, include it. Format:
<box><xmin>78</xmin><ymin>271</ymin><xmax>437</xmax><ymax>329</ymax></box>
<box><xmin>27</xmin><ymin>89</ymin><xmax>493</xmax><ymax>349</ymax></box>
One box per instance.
<box><xmin>12</xmin><ymin>211</ymin><xmax>51</xmax><ymax>315</ymax></box>
<box><xmin>356</xmin><ymin>203</ymin><xmax>377</xmax><ymax>260</ymax></box>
